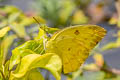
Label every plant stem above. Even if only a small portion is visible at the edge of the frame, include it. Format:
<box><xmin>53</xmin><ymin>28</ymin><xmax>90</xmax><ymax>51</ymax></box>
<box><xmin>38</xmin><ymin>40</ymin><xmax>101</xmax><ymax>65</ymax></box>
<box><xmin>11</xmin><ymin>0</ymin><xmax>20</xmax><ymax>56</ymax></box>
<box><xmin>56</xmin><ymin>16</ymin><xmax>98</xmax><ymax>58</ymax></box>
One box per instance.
<box><xmin>0</xmin><ymin>70</ymin><xmax>5</xmax><ymax>80</ymax></box>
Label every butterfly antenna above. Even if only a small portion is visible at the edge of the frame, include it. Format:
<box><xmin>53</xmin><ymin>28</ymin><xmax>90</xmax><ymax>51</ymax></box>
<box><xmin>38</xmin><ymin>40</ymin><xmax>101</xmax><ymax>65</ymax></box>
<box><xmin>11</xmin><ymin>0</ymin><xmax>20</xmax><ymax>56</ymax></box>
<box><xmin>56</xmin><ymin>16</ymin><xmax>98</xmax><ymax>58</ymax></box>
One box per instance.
<box><xmin>33</xmin><ymin>17</ymin><xmax>41</xmax><ymax>27</ymax></box>
<box><xmin>33</xmin><ymin>17</ymin><xmax>49</xmax><ymax>37</ymax></box>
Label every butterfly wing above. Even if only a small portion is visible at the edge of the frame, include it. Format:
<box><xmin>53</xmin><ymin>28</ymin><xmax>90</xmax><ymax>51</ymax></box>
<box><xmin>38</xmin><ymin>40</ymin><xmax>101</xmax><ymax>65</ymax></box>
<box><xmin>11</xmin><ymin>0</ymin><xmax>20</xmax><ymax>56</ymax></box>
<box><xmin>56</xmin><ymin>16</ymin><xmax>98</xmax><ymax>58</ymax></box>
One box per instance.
<box><xmin>46</xmin><ymin>25</ymin><xmax>106</xmax><ymax>73</ymax></box>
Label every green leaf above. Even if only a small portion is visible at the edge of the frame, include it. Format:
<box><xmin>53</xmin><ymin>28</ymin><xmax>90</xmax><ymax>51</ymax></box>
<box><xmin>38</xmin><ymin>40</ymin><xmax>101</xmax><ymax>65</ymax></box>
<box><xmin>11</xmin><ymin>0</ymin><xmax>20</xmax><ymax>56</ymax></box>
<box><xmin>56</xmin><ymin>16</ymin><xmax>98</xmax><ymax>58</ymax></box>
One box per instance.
<box><xmin>9</xmin><ymin>40</ymin><xmax>45</xmax><ymax>70</ymax></box>
<box><xmin>102</xmin><ymin>42</ymin><xmax>117</xmax><ymax>51</ymax></box>
<box><xmin>0</xmin><ymin>77</ymin><xmax>2</xmax><ymax>80</ymax></box>
<box><xmin>83</xmin><ymin>71</ymin><xmax>105</xmax><ymax>80</ymax></box>
<box><xmin>10</xmin><ymin>69</ymin><xmax>44</xmax><ymax>80</ymax></box>
<box><xmin>72</xmin><ymin>69</ymin><xmax>83</xmax><ymax>80</ymax></box>
<box><xmin>20</xmin><ymin>17</ymin><xmax>35</xmax><ymax>27</ymax></box>
<box><xmin>75</xmin><ymin>76</ymin><xmax>85</xmax><ymax>80</ymax></box>
<box><xmin>102</xmin><ymin>37</ymin><xmax>120</xmax><ymax>51</ymax></box>
<box><xmin>0</xmin><ymin>35</ymin><xmax>16</xmax><ymax>73</ymax></box>
<box><xmin>4</xmin><ymin>60</ymin><xmax>10</xmax><ymax>79</ymax></box>
<box><xmin>0</xmin><ymin>20</ymin><xmax>8</xmax><ymax>28</ymax></box>
<box><xmin>73</xmin><ymin>71</ymin><xmax>105</xmax><ymax>80</ymax></box>
<box><xmin>0</xmin><ymin>72</ymin><xmax>2</xmax><ymax>80</ymax></box>
<box><xmin>8</xmin><ymin>12</ymin><xmax>20</xmax><ymax>23</ymax></box>
<box><xmin>26</xmin><ymin>69</ymin><xmax>44</xmax><ymax>80</ymax></box>
<box><xmin>59</xmin><ymin>0</ymin><xmax>75</xmax><ymax>23</ymax></box>
<box><xmin>0</xmin><ymin>27</ymin><xmax>10</xmax><ymax>38</ymax></box>
<box><xmin>10</xmin><ymin>22</ymin><xmax>27</xmax><ymax>38</ymax></box>
<box><xmin>71</xmin><ymin>10</ymin><xmax>88</xmax><ymax>24</ymax></box>
<box><xmin>0</xmin><ymin>35</ymin><xmax>16</xmax><ymax>79</ymax></box>
<box><xmin>10</xmin><ymin>53</ymin><xmax>62</xmax><ymax>80</ymax></box>
<box><xmin>116</xmin><ymin>75</ymin><xmax>120</xmax><ymax>80</ymax></box>
<box><xmin>3</xmin><ymin>6</ymin><xmax>19</xmax><ymax>14</ymax></box>
<box><xmin>0</xmin><ymin>35</ymin><xmax>16</xmax><ymax>65</ymax></box>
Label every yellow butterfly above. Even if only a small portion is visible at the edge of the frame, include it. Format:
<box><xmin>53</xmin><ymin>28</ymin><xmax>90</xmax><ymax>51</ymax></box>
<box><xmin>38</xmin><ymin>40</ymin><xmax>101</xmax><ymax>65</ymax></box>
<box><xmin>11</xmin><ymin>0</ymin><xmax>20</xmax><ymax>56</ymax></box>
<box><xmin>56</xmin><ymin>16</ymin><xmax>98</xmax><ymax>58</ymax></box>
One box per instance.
<box><xmin>46</xmin><ymin>25</ymin><xmax>106</xmax><ymax>73</ymax></box>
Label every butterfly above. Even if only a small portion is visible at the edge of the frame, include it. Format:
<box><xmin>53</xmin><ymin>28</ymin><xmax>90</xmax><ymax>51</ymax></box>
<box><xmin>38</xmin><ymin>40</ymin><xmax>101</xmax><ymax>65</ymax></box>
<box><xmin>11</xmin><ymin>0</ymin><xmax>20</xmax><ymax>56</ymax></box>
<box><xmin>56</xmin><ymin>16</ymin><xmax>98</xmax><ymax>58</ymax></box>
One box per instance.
<box><xmin>46</xmin><ymin>25</ymin><xmax>106</xmax><ymax>73</ymax></box>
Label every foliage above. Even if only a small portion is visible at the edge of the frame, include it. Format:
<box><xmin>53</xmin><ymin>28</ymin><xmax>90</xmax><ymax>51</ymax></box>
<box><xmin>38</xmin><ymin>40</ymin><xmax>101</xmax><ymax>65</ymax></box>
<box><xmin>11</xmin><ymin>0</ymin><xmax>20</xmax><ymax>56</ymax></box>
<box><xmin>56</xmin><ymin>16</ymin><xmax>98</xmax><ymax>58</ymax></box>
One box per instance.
<box><xmin>0</xmin><ymin>15</ymin><xmax>106</xmax><ymax>80</ymax></box>
<box><xmin>0</xmin><ymin>23</ymin><xmax>62</xmax><ymax>80</ymax></box>
<box><xmin>33</xmin><ymin>0</ymin><xmax>88</xmax><ymax>27</ymax></box>
<box><xmin>0</xmin><ymin>1</ymin><xmax>120</xmax><ymax>80</ymax></box>
<box><xmin>33</xmin><ymin>0</ymin><xmax>120</xmax><ymax>27</ymax></box>
<box><xmin>0</xmin><ymin>5</ymin><xmax>45</xmax><ymax>39</ymax></box>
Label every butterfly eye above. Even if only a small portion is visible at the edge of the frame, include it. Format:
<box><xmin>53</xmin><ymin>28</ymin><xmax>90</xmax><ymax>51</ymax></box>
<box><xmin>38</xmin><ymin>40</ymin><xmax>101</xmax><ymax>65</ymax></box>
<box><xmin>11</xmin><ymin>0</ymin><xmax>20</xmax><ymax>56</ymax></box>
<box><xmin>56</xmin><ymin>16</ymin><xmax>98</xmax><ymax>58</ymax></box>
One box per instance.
<box><xmin>68</xmin><ymin>48</ymin><xmax>71</xmax><ymax>51</ymax></box>
<box><xmin>46</xmin><ymin>33</ymin><xmax>52</xmax><ymax>38</ymax></box>
<box><xmin>74</xmin><ymin>30</ymin><xmax>80</xmax><ymax>35</ymax></box>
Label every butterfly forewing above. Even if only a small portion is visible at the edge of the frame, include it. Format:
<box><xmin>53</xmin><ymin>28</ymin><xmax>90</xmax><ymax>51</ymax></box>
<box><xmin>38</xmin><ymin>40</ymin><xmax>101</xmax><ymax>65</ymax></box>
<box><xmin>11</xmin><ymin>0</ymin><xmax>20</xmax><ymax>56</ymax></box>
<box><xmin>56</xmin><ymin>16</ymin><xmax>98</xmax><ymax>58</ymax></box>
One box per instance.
<box><xmin>46</xmin><ymin>25</ymin><xmax>106</xmax><ymax>73</ymax></box>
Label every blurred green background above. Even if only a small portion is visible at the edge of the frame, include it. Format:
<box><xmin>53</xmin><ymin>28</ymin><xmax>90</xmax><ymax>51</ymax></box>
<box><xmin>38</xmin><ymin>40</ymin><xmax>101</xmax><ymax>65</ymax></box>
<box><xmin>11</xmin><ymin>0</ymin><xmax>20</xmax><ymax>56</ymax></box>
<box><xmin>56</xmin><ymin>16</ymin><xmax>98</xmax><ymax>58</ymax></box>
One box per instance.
<box><xmin>0</xmin><ymin>0</ymin><xmax>120</xmax><ymax>80</ymax></box>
